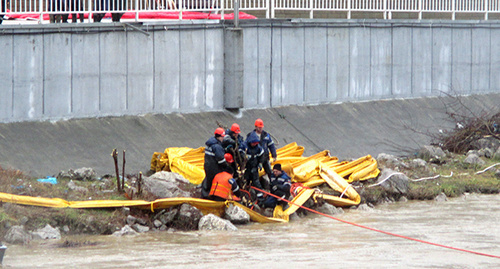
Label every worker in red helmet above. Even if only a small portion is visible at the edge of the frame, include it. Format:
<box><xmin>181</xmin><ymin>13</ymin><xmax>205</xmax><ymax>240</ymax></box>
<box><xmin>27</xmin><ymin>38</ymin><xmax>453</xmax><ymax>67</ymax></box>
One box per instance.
<box><xmin>222</xmin><ymin>123</ymin><xmax>247</xmax><ymax>172</ymax></box>
<box><xmin>208</xmin><ymin>153</ymin><xmax>241</xmax><ymax>202</ymax></box>
<box><xmin>201</xmin><ymin>127</ymin><xmax>228</xmax><ymax>199</ymax></box>
<box><xmin>246</xmin><ymin>118</ymin><xmax>277</xmax><ymax>188</ymax></box>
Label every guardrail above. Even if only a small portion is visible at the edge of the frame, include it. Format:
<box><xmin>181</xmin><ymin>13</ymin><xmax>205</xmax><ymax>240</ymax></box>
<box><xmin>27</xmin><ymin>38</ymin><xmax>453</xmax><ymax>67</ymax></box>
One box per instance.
<box><xmin>0</xmin><ymin>0</ymin><xmax>499</xmax><ymax>21</ymax></box>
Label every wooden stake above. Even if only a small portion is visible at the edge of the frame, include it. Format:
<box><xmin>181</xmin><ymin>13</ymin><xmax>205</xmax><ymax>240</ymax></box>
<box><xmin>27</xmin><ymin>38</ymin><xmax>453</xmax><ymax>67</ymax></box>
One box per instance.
<box><xmin>138</xmin><ymin>172</ymin><xmax>142</xmax><ymax>195</ymax></box>
<box><xmin>112</xmin><ymin>149</ymin><xmax>121</xmax><ymax>192</ymax></box>
<box><xmin>122</xmin><ymin>150</ymin><xmax>126</xmax><ymax>191</ymax></box>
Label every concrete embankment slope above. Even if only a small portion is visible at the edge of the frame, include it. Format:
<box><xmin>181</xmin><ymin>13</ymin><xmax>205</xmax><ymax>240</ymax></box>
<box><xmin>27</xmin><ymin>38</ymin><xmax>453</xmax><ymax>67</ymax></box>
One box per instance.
<box><xmin>0</xmin><ymin>93</ymin><xmax>498</xmax><ymax>177</ymax></box>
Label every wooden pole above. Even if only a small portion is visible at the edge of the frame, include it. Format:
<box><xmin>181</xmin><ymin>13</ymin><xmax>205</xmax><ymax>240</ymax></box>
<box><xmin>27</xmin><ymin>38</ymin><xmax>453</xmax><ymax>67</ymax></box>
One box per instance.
<box><xmin>122</xmin><ymin>150</ymin><xmax>126</xmax><ymax>191</ymax></box>
<box><xmin>138</xmin><ymin>171</ymin><xmax>142</xmax><ymax>195</ymax></box>
<box><xmin>112</xmin><ymin>149</ymin><xmax>121</xmax><ymax>192</ymax></box>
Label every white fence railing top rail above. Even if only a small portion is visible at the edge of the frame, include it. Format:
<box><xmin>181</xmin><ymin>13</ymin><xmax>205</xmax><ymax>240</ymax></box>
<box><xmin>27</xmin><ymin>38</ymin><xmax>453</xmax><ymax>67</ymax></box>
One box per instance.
<box><xmin>1</xmin><ymin>0</ymin><xmax>499</xmax><ymax>21</ymax></box>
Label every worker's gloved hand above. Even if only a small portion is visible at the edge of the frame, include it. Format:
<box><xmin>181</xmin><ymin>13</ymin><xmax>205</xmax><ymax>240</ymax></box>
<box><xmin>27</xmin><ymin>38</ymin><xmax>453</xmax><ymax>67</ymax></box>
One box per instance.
<box><xmin>272</xmin><ymin>157</ymin><xmax>277</xmax><ymax>163</ymax></box>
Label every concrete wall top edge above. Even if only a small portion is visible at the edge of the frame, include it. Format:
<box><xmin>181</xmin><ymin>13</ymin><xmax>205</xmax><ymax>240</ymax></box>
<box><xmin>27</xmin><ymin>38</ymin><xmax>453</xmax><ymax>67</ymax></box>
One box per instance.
<box><xmin>2</xmin><ymin>19</ymin><xmax>499</xmax><ymax>34</ymax></box>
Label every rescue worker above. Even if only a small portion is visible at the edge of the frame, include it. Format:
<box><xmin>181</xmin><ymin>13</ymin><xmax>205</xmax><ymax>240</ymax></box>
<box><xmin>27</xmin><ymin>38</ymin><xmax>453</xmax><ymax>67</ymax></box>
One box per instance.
<box><xmin>222</xmin><ymin>123</ymin><xmax>247</xmax><ymax>171</ymax></box>
<box><xmin>245</xmin><ymin>132</ymin><xmax>267</xmax><ymax>202</ymax></box>
<box><xmin>201</xmin><ymin>128</ymin><xmax>227</xmax><ymax>199</ymax></box>
<box><xmin>208</xmin><ymin>153</ymin><xmax>242</xmax><ymax>202</ymax></box>
<box><xmin>247</xmin><ymin>118</ymin><xmax>277</xmax><ymax>188</ymax></box>
<box><xmin>263</xmin><ymin>163</ymin><xmax>291</xmax><ymax>209</ymax></box>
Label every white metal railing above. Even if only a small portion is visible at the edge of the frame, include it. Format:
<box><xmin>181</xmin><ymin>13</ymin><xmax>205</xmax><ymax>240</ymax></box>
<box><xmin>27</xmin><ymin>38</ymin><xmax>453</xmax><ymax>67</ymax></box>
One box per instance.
<box><xmin>0</xmin><ymin>0</ymin><xmax>499</xmax><ymax>22</ymax></box>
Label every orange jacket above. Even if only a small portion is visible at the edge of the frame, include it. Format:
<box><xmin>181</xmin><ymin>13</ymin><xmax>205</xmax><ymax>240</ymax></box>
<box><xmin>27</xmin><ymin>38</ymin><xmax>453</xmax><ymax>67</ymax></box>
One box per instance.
<box><xmin>210</xmin><ymin>171</ymin><xmax>240</xmax><ymax>201</ymax></box>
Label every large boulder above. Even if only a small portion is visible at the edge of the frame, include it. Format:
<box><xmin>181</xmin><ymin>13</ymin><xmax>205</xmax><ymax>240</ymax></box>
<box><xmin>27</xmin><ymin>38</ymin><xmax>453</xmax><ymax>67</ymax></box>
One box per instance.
<box><xmin>464</xmin><ymin>153</ymin><xmax>485</xmax><ymax>166</ymax></box>
<box><xmin>171</xmin><ymin>204</ymin><xmax>203</xmax><ymax>230</ymax></box>
<box><xmin>31</xmin><ymin>224</ymin><xmax>61</xmax><ymax>240</ymax></box>
<box><xmin>470</xmin><ymin>137</ymin><xmax>500</xmax><ymax>152</ymax></box>
<box><xmin>57</xmin><ymin>168</ymin><xmax>97</xmax><ymax>181</ymax></box>
<box><xmin>376</xmin><ymin>153</ymin><xmax>404</xmax><ymax>168</ymax></box>
<box><xmin>199</xmin><ymin>214</ymin><xmax>238</xmax><ymax>231</ymax></box>
<box><xmin>112</xmin><ymin>225</ymin><xmax>139</xmax><ymax>236</ymax></box>
<box><xmin>376</xmin><ymin>169</ymin><xmax>409</xmax><ymax>195</ymax></box>
<box><xmin>143</xmin><ymin>172</ymin><xmax>196</xmax><ymax>198</ymax></box>
<box><xmin>73</xmin><ymin>168</ymin><xmax>97</xmax><ymax>181</ymax></box>
<box><xmin>434</xmin><ymin>192</ymin><xmax>448</xmax><ymax>202</ymax></box>
<box><xmin>4</xmin><ymin>225</ymin><xmax>32</xmax><ymax>244</ymax></box>
<box><xmin>316</xmin><ymin>203</ymin><xmax>344</xmax><ymax>215</ymax></box>
<box><xmin>224</xmin><ymin>204</ymin><xmax>250</xmax><ymax>224</ymax></box>
<box><xmin>156</xmin><ymin>208</ymin><xmax>179</xmax><ymax>226</ymax></box>
<box><xmin>67</xmin><ymin>180</ymin><xmax>89</xmax><ymax>192</ymax></box>
<box><xmin>417</xmin><ymin>145</ymin><xmax>446</xmax><ymax>161</ymax></box>
<box><xmin>409</xmin><ymin>158</ymin><xmax>428</xmax><ymax>169</ymax></box>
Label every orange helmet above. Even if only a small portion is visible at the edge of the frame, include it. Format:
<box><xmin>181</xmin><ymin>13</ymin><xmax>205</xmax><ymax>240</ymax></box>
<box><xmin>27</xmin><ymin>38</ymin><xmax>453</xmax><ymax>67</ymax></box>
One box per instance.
<box><xmin>255</xmin><ymin>118</ymin><xmax>264</xmax><ymax>128</ymax></box>
<box><xmin>230</xmin><ymin>123</ymin><xmax>241</xmax><ymax>134</ymax></box>
<box><xmin>224</xmin><ymin>153</ymin><xmax>234</xmax><ymax>163</ymax></box>
<box><xmin>214</xmin><ymin>127</ymin><xmax>225</xmax><ymax>137</ymax></box>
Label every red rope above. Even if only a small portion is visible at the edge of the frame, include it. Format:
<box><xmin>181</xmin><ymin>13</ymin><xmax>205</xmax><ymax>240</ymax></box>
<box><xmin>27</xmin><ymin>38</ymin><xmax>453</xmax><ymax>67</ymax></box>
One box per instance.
<box><xmin>251</xmin><ymin>186</ymin><xmax>500</xmax><ymax>259</ymax></box>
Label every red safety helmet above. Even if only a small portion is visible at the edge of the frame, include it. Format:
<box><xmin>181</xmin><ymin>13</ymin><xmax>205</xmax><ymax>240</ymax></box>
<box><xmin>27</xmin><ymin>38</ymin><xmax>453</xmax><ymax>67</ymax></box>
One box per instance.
<box><xmin>255</xmin><ymin>118</ymin><xmax>264</xmax><ymax>128</ymax></box>
<box><xmin>230</xmin><ymin>123</ymin><xmax>241</xmax><ymax>134</ymax></box>
<box><xmin>214</xmin><ymin>127</ymin><xmax>225</xmax><ymax>137</ymax></box>
<box><xmin>224</xmin><ymin>153</ymin><xmax>234</xmax><ymax>163</ymax></box>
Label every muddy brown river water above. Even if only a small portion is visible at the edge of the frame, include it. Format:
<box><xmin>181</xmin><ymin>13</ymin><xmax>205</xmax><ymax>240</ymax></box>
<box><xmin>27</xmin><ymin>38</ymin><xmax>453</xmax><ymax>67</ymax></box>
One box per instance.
<box><xmin>4</xmin><ymin>193</ymin><xmax>500</xmax><ymax>268</ymax></box>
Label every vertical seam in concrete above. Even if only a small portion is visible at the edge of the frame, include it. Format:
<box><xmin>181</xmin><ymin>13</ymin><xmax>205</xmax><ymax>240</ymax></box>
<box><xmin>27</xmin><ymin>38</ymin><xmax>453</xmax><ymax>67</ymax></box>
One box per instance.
<box><xmin>303</xmin><ymin>27</ymin><xmax>306</xmax><ymax>103</ymax></box>
<box><xmin>98</xmin><ymin>33</ymin><xmax>101</xmax><ymax>111</ymax></box>
<box><xmin>70</xmin><ymin>33</ymin><xmax>74</xmax><ymax>113</ymax></box>
<box><xmin>42</xmin><ymin>34</ymin><xmax>45</xmax><ymax>116</ymax></box>
<box><xmin>152</xmin><ymin>30</ymin><xmax>155</xmax><ymax>110</ymax></box>
<box><xmin>280</xmin><ymin>25</ymin><xmax>283</xmax><ymax>105</ymax></box>
<box><xmin>430</xmin><ymin>26</ymin><xmax>433</xmax><ymax>94</ymax></box>
<box><xmin>348</xmin><ymin>27</ymin><xmax>351</xmax><ymax>99</ymax></box>
<box><xmin>469</xmin><ymin>27</ymin><xmax>472</xmax><ymax>94</ymax></box>
<box><xmin>204</xmin><ymin>28</ymin><xmax>207</xmax><ymax>110</ymax></box>
<box><xmin>178</xmin><ymin>28</ymin><xmax>181</xmax><ymax>110</ymax></box>
<box><xmin>257</xmin><ymin>26</ymin><xmax>260</xmax><ymax>107</ymax></box>
<box><xmin>390</xmin><ymin>25</ymin><xmax>393</xmax><ymax>96</ymax></box>
<box><xmin>325</xmin><ymin>27</ymin><xmax>329</xmax><ymax>100</ymax></box>
<box><xmin>450</xmin><ymin>28</ymin><xmax>454</xmax><ymax>93</ymax></box>
<box><xmin>11</xmin><ymin>35</ymin><xmax>14</xmax><ymax>118</ymax></box>
<box><xmin>126</xmin><ymin>30</ymin><xmax>129</xmax><ymax>110</ymax></box>
<box><xmin>269</xmin><ymin>24</ymin><xmax>273</xmax><ymax>107</ymax></box>
<box><xmin>411</xmin><ymin>27</ymin><xmax>414</xmax><ymax>96</ymax></box>
<box><xmin>369</xmin><ymin>25</ymin><xmax>372</xmax><ymax>98</ymax></box>
<box><xmin>489</xmin><ymin>26</ymin><xmax>491</xmax><ymax>92</ymax></box>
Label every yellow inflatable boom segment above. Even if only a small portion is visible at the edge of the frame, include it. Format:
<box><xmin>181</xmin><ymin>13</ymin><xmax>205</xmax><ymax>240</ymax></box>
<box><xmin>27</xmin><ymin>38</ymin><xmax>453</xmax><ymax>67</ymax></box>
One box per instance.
<box><xmin>150</xmin><ymin>143</ymin><xmax>379</xmax><ymax>208</ymax></box>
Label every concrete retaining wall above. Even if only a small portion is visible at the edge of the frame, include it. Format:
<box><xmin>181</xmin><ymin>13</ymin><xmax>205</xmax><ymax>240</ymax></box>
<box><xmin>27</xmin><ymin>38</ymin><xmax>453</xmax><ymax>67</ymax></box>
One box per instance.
<box><xmin>1</xmin><ymin>20</ymin><xmax>499</xmax><ymax>122</ymax></box>
<box><xmin>1</xmin><ymin>93</ymin><xmax>499</xmax><ymax>176</ymax></box>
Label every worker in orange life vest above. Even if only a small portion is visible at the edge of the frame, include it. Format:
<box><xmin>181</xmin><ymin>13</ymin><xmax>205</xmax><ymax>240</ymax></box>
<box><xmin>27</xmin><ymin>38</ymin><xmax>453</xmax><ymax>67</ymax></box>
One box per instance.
<box><xmin>208</xmin><ymin>153</ymin><xmax>242</xmax><ymax>202</ymax></box>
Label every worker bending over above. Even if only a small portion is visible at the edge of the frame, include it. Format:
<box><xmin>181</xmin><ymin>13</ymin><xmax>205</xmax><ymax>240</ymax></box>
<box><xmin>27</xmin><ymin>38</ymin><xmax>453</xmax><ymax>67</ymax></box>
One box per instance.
<box><xmin>208</xmin><ymin>153</ymin><xmax>242</xmax><ymax>202</ymax></box>
<box><xmin>263</xmin><ymin>164</ymin><xmax>291</xmax><ymax>209</ymax></box>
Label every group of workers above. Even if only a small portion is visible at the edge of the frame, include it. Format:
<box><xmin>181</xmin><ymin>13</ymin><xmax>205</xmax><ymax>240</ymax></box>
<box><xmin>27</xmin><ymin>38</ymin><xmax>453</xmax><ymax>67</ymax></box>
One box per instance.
<box><xmin>200</xmin><ymin>119</ymin><xmax>291</xmax><ymax>209</ymax></box>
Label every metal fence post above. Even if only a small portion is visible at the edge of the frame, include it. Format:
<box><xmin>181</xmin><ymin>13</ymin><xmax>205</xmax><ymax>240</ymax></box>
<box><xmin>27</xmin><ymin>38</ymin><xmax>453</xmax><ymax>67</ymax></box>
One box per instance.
<box><xmin>418</xmin><ymin>0</ymin><xmax>422</xmax><ymax>20</ymax></box>
<box><xmin>309</xmin><ymin>0</ymin><xmax>313</xmax><ymax>18</ymax></box>
<box><xmin>135</xmin><ymin>0</ymin><xmax>139</xmax><ymax>21</ymax></box>
<box><xmin>485</xmin><ymin>0</ymin><xmax>489</xmax><ymax>20</ymax></box>
<box><xmin>39</xmin><ymin>0</ymin><xmax>43</xmax><ymax>23</ymax></box>
<box><xmin>384</xmin><ymin>0</ymin><xmax>387</xmax><ymax>19</ymax></box>
<box><xmin>452</xmin><ymin>0</ymin><xmax>455</xmax><ymax>20</ymax></box>
<box><xmin>221</xmin><ymin>0</ymin><xmax>225</xmax><ymax>20</ymax></box>
<box><xmin>234</xmin><ymin>0</ymin><xmax>239</xmax><ymax>27</ymax></box>
<box><xmin>347</xmin><ymin>0</ymin><xmax>351</xmax><ymax>19</ymax></box>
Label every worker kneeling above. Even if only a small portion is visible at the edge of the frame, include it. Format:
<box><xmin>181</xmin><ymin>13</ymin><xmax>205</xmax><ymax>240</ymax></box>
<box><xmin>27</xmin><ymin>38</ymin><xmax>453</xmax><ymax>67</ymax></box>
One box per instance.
<box><xmin>208</xmin><ymin>153</ymin><xmax>242</xmax><ymax>202</ymax></box>
<box><xmin>263</xmin><ymin>164</ymin><xmax>291</xmax><ymax>208</ymax></box>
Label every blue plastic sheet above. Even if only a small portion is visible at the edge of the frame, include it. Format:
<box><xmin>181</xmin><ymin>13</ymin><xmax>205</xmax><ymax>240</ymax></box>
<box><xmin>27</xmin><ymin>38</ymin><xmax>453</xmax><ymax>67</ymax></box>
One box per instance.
<box><xmin>37</xmin><ymin>177</ymin><xmax>57</xmax><ymax>184</ymax></box>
